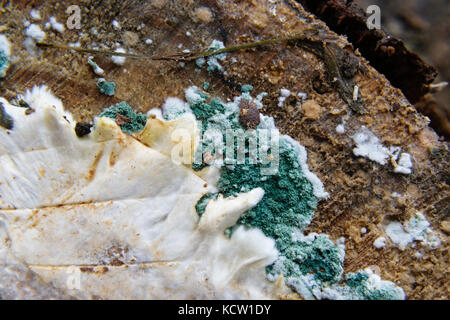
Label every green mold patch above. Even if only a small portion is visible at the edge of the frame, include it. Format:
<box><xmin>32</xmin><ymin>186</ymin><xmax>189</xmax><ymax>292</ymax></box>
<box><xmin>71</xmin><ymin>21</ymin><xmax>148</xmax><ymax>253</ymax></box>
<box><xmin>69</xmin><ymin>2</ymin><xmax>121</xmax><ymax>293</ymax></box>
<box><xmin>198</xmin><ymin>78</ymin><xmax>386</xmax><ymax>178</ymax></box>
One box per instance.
<box><xmin>195</xmin><ymin>193</ymin><xmax>218</xmax><ymax>217</ymax></box>
<box><xmin>195</xmin><ymin>40</ymin><xmax>227</xmax><ymax>73</ymax></box>
<box><xmin>0</xmin><ymin>50</ymin><xmax>8</xmax><ymax>78</ymax></box>
<box><xmin>160</xmin><ymin>85</ymin><xmax>405</xmax><ymax>300</ymax></box>
<box><xmin>97</xmin><ymin>78</ymin><xmax>116</xmax><ymax>96</ymax></box>
<box><xmin>0</xmin><ymin>34</ymin><xmax>10</xmax><ymax>78</ymax></box>
<box><xmin>271</xmin><ymin>233</ymin><xmax>344</xmax><ymax>283</ymax></box>
<box><xmin>99</xmin><ymin>101</ymin><xmax>146</xmax><ymax>134</ymax></box>
<box><xmin>343</xmin><ymin>270</ymin><xmax>405</xmax><ymax>300</ymax></box>
<box><xmin>241</xmin><ymin>84</ymin><xmax>254</xmax><ymax>93</ymax></box>
<box><xmin>218</xmin><ymin>140</ymin><xmax>317</xmax><ymax>241</ymax></box>
<box><xmin>181</xmin><ymin>87</ymin><xmax>342</xmax><ymax>284</ymax></box>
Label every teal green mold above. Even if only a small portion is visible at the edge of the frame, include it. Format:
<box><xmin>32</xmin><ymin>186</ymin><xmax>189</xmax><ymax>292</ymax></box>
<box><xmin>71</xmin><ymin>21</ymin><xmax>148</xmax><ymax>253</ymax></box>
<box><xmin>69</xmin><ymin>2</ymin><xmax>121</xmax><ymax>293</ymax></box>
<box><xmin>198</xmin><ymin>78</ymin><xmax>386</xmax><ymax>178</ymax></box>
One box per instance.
<box><xmin>96</xmin><ymin>78</ymin><xmax>116</xmax><ymax>96</ymax></box>
<box><xmin>191</xmin><ymin>97</ymin><xmax>225</xmax><ymax>121</ymax></box>
<box><xmin>99</xmin><ymin>101</ymin><xmax>146</xmax><ymax>134</ymax></box>
<box><xmin>182</xmin><ymin>88</ymin><xmax>340</xmax><ymax>284</ymax></box>
<box><xmin>195</xmin><ymin>193</ymin><xmax>218</xmax><ymax>217</ymax></box>
<box><xmin>272</xmin><ymin>234</ymin><xmax>344</xmax><ymax>283</ymax></box>
<box><xmin>0</xmin><ymin>50</ymin><xmax>9</xmax><ymax>78</ymax></box>
<box><xmin>346</xmin><ymin>271</ymin><xmax>369</xmax><ymax>288</ymax></box>
<box><xmin>203</xmin><ymin>81</ymin><xmax>210</xmax><ymax>90</ymax></box>
<box><xmin>196</xmin><ymin>40</ymin><xmax>227</xmax><ymax>73</ymax></box>
<box><xmin>196</xmin><ymin>57</ymin><xmax>205</xmax><ymax>68</ymax></box>
<box><xmin>346</xmin><ymin>271</ymin><xmax>405</xmax><ymax>300</ymax></box>
<box><xmin>162</xmin><ymin>85</ymin><xmax>405</xmax><ymax>300</ymax></box>
<box><xmin>241</xmin><ymin>84</ymin><xmax>253</xmax><ymax>93</ymax></box>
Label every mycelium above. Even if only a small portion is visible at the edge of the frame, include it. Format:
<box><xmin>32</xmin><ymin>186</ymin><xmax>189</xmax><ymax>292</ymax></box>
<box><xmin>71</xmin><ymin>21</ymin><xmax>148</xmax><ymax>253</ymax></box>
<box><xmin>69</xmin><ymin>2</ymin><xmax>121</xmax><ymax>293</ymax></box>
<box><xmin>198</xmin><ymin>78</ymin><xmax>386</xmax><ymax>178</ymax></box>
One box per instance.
<box><xmin>0</xmin><ymin>84</ymin><xmax>405</xmax><ymax>300</ymax></box>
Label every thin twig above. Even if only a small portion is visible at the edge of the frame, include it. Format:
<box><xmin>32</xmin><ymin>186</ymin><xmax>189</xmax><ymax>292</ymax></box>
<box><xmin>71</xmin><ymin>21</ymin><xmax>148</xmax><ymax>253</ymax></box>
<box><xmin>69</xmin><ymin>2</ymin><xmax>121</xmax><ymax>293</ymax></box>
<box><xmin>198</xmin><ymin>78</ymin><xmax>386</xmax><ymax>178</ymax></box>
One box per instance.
<box><xmin>36</xmin><ymin>33</ymin><xmax>316</xmax><ymax>62</ymax></box>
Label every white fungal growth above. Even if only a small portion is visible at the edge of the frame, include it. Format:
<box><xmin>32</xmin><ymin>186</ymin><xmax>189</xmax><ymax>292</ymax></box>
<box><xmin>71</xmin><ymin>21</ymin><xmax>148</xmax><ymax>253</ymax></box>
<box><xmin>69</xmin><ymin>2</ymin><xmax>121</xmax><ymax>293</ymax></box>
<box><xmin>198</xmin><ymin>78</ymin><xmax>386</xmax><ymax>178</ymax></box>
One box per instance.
<box><xmin>49</xmin><ymin>17</ymin><xmax>65</xmax><ymax>33</ymax></box>
<box><xmin>144</xmin><ymin>38</ymin><xmax>153</xmax><ymax>45</ymax></box>
<box><xmin>111</xmin><ymin>48</ymin><xmax>126</xmax><ymax>65</ymax></box>
<box><xmin>336</xmin><ymin>120</ymin><xmax>346</xmax><ymax>134</ymax></box>
<box><xmin>25</xmin><ymin>24</ymin><xmax>46</xmax><ymax>42</ymax></box>
<box><xmin>280</xmin><ymin>88</ymin><xmax>291</xmax><ymax>97</ymax></box>
<box><xmin>351</xmin><ymin>126</ymin><xmax>412</xmax><ymax>175</ymax></box>
<box><xmin>297</xmin><ymin>92</ymin><xmax>307</xmax><ymax>103</ymax></box>
<box><xmin>280</xmin><ymin>135</ymin><xmax>329</xmax><ymax>199</ymax></box>
<box><xmin>201</xmin><ymin>39</ymin><xmax>227</xmax><ymax>73</ymax></box>
<box><xmin>0</xmin><ymin>35</ymin><xmax>11</xmax><ymax>58</ymax></box>
<box><xmin>384</xmin><ymin>212</ymin><xmax>441</xmax><ymax>250</ymax></box>
<box><xmin>30</xmin><ymin>9</ymin><xmax>41</xmax><ymax>21</ymax></box>
<box><xmin>278</xmin><ymin>88</ymin><xmax>291</xmax><ymax>107</ymax></box>
<box><xmin>373</xmin><ymin>237</ymin><xmax>386</xmax><ymax>249</ymax></box>
<box><xmin>352</xmin><ymin>127</ymin><xmax>390</xmax><ymax>165</ymax></box>
<box><xmin>394</xmin><ymin>153</ymin><xmax>413</xmax><ymax>174</ymax></box>
<box><xmin>112</xmin><ymin>20</ymin><xmax>121</xmax><ymax>30</ymax></box>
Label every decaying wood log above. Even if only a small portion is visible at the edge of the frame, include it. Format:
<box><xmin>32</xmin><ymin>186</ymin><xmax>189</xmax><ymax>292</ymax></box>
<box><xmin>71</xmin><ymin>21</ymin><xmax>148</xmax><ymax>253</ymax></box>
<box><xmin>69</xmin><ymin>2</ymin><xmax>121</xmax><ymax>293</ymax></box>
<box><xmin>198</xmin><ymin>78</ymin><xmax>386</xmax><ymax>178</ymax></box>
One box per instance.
<box><xmin>0</xmin><ymin>0</ymin><xmax>448</xmax><ymax>299</ymax></box>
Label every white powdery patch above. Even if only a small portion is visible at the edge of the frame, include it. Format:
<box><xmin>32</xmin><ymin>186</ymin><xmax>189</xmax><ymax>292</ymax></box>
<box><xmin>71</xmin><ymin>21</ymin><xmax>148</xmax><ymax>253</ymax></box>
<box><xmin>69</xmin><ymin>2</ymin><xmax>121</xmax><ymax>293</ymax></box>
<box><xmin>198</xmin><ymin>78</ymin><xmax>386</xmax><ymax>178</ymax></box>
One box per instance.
<box><xmin>112</xmin><ymin>20</ymin><xmax>121</xmax><ymax>30</ymax></box>
<box><xmin>23</xmin><ymin>37</ymin><xmax>37</xmax><ymax>56</ymax></box>
<box><xmin>205</xmin><ymin>40</ymin><xmax>227</xmax><ymax>73</ymax></box>
<box><xmin>336</xmin><ymin>120</ymin><xmax>346</xmax><ymax>134</ymax></box>
<box><xmin>394</xmin><ymin>153</ymin><xmax>413</xmax><ymax>174</ymax></box>
<box><xmin>0</xmin><ymin>35</ymin><xmax>11</xmax><ymax>57</ymax></box>
<box><xmin>373</xmin><ymin>237</ymin><xmax>386</xmax><ymax>249</ymax></box>
<box><xmin>277</xmin><ymin>88</ymin><xmax>290</xmax><ymax>107</ymax></box>
<box><xmin>25</xmin><ymin>24</ymin><xmax>46</xmax><ymax>42</ymax></box>
<box><xmin>69</xmin><ymin>42</ymin><xmax>81</xmax><ymax>48</ymax></box>
<box><xmin>352</xmin><ymin>126</ymin><xmax>413</xmax><ymax>174</ymax></box>
<box><xmin>144</xmin><ymin>38</ymin><xmax>153</xmax><ymax>45</ymax></box>
<box><xmin>297</xmin><ymin>92</ymin><xmax>307</xmax><ymax>103</ymax></box>
<box><xmin>111</xmin><ymin>48</ymin><xmax>126</xmax><ymax>65</ymax></box>
<box><xmin>30</xmin><ymin>9</ymin><xmax>41</xmax><ymax>21</ymax></box>
<box><xmin>281</xmin><ymin>135</ymin><xmax>329</xmax><ymax>199</ymax></box>
<box><xmin>195</xmin><ymin>40</ymin><xmax>227</xmax><ymax>73</ymax></box>
<box><xmin>352</xmin><ymin>126</ymin><xmax>390</xmax><ymax>165</ymax></box>
<box><xmin>384</xmin><ymin>212</ymin><xmax>441</xmax><ymax>250</ymax></box>
<box><xmin>320</xmin><ymin>268</ymin><xmax>405</xmax><ymax>300</ymax></box>
<box><xmin>161</xmin><ymin>97</ymin><xmax>191</xmax><ymax>120</ymax></box>
<box><xmin>49</xmin><ymin>17</ymin><xmax>65</xmax><ymax>33</ymax></box>
<box><xmin>185</xmin><ymin>86</ymin><xmax>205</xmax><ymax>105</ymax></box>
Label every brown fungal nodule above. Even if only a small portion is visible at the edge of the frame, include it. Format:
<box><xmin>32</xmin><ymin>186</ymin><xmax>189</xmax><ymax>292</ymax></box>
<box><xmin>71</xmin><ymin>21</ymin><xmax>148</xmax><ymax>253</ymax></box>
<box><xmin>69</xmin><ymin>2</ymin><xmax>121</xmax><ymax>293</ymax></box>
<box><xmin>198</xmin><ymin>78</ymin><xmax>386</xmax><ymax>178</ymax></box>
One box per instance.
<box><xmin>239</xmin><ymin>99</ymin><xmax>260</xmax><ymax>129</ymax></box>
<box><xmin>75</xmin><ymin>122</ymin><xmax>93</xmax><ymax>138</ymax></box>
